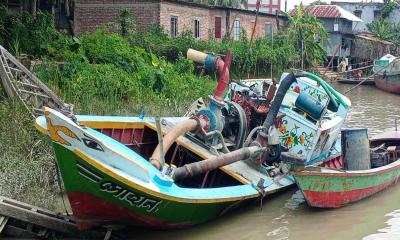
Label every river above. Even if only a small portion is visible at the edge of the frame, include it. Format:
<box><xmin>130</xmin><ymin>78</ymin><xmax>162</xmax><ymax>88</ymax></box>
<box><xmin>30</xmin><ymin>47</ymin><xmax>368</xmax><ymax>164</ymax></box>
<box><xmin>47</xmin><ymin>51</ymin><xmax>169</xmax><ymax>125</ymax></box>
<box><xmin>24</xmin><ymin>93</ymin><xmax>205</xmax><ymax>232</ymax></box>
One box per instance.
<box><xmin>132</xmin><ymin>83</ymin><xmax>400</xmax><ymax>240</ymax></box>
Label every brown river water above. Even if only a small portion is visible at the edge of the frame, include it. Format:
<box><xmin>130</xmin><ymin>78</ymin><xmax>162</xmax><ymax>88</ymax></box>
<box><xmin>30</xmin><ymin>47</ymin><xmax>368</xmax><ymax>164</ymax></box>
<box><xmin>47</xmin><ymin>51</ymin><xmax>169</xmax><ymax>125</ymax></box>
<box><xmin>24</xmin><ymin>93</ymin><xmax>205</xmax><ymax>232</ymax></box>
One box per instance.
<box><xmin>130</xmin><ymin>83</ymin><xmax>400</xmax><ymax>240</ymax></box>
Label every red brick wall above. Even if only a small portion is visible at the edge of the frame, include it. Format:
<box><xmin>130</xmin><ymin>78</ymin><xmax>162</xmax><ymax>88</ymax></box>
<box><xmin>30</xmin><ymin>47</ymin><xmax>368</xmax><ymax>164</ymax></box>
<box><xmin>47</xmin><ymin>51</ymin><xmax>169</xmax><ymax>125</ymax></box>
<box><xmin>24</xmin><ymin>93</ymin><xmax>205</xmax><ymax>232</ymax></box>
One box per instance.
<box><xmin>74</xmin><ymin>0</ymin><xmax>160</xmax><ymax>35</ymax></box>
<box><xmin>159</xmin><ymin>1</ymin><xmax>277</xmax><ymax>40</ymax></box>
<box><xmin>160</xmin><ymin>2</ymin><xmax>211</xmax><ymax>40</ymax></box>
<box><xmin>208</xmin><ymin>9</ymin><xmax>227</xmax><ymax>40</ymax></box>
<box><xmin>73</xmin><ymin>0</ymin><xmax>279</xmax><ymax>40</ymax></box>
<box><xmin>228</xmin><ymin>9</ymin><xmax>277</xmax><ymax>39</ymax></box>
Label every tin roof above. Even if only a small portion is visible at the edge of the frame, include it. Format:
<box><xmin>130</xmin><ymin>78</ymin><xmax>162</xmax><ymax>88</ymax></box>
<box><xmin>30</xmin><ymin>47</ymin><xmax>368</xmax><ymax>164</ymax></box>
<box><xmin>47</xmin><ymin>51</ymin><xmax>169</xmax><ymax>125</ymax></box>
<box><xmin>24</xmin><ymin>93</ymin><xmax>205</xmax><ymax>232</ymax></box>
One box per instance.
<box><xmin>289</xmin><ymin>5</ymin><xmax>362</xmax><ymax>22</ymax></box>
<box><xmin>355</xmin><ymin>33</ymin><xmax>395</xmax><ymax>45</ymax></box>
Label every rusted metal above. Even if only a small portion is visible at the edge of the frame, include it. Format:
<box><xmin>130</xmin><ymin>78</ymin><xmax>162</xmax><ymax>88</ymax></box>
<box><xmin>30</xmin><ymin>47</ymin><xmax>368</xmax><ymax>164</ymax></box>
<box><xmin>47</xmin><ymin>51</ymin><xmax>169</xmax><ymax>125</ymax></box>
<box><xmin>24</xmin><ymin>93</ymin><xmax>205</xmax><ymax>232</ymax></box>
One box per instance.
<box><xmin>173</xmin><ymin>146</ymin><xmax>263</xmax><ymax>181</ymax></box>
<box><xmin>213</xmin><ymin>51</ymin><xmax>232</xmax><ymax>101</ymax></box>
<box><xmin>289</xmin><ymin>5</ymin><xmax>361</xmax><ymax>20</ymax></box>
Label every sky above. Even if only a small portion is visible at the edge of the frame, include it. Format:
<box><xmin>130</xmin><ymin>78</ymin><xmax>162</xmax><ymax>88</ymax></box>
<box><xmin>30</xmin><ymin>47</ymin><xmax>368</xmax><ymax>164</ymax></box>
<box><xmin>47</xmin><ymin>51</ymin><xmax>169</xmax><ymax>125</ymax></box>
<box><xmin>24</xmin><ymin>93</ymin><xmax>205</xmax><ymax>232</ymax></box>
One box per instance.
<box><xmin>281</xmin><ymin>0</ymin><xmax>384</xmax><ymax>11</ymax></box>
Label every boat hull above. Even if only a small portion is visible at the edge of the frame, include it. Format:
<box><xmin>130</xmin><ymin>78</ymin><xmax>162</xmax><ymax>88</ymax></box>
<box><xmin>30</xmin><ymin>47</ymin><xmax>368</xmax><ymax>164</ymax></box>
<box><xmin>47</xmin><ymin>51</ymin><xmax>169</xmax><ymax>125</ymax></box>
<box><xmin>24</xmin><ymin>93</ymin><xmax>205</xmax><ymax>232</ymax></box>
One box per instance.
<box><xmin>293</xmin><ymin>161</ymin><xmax>400</xmax><ymax>208</ymax></box>
<box><xmin>374</xmin><ymin>74</ymin><xmax>400</xmax><ymax>94</ymax></box>
<box><xmin>337</xmin><ymin>78</ymin><xmax>375</xmax><ymax>85</ymax></box>
<box><xmin>53</xmin><ymin>143</ymin><xmax>257</xmax><ymax>229</ymax></box>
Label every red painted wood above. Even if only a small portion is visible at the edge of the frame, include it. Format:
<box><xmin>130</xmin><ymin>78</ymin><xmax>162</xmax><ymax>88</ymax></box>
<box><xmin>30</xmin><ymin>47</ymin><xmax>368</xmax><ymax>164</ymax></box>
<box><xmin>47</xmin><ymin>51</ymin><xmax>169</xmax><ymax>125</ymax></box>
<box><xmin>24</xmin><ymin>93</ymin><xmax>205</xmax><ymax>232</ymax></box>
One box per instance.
<box><xmin>375</xmin><ymin>76</ymin><xmax>400</xmax><ymax>94</ymax></box>
<box><xmin>302</xmin><ymin>179</ymin><xmax>398</xmax><ymax>208</ymax></box>
<box><xmin>68</xmin><ymin>192</ymin><xmax>191</xmax><ymax>229</ymax></box>
<box><xmin>215</xmin><ymin>17</ymin><xmax>221</xmax><ymax>39</ymax></box>
<box><xmin>121</xmin><ymin>128</ymin><xmax>133</xmax><ymax>144</ymax></box>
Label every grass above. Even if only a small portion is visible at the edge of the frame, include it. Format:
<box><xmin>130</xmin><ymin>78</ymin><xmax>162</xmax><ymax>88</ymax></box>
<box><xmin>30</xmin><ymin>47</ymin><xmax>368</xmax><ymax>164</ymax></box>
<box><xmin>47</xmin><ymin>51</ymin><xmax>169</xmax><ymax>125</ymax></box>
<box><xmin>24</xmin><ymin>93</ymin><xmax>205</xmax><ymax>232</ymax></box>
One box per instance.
<box><xmin>0</xmin><ymin>93</ymin><xmax>62</xmax><ymax>210</ymax></box>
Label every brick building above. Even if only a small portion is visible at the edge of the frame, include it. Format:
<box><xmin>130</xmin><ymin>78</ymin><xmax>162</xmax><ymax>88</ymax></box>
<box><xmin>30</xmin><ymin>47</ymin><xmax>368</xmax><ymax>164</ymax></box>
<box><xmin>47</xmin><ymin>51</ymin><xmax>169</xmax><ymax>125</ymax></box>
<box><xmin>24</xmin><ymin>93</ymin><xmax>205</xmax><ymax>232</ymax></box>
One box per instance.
<box><xmin>247</xmin><ymin>0</ymin><xmax>281</xmax><ymax>14</ymax></box>
<box><xmin>73</xmin><ymin>0</ymin><xmax>284</xmax><ymax>40</ymax></box>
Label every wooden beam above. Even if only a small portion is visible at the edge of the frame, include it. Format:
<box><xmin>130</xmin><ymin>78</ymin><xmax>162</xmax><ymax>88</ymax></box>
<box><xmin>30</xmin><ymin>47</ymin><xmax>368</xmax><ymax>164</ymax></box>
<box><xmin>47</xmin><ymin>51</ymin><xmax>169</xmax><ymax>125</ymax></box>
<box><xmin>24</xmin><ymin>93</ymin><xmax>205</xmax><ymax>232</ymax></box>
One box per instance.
<box><xmin>0</xmin><ymin>196</ymin><xmax>77</xmax><ymax>234</ymax></box>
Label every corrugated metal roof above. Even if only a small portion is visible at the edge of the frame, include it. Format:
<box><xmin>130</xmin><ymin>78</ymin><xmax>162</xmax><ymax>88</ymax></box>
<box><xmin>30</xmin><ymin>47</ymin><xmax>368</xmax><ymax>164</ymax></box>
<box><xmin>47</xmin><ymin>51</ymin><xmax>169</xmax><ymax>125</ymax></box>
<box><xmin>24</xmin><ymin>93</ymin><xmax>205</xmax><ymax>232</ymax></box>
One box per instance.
<box><xmin>289</xmin><ymin>5</ymin><xmax>362</xmax><ymax>22</ymax></box>
<box><xmin>355</xmin><ymin>34</ymin><xmax>395</xmax><ymax>45</ymax></box>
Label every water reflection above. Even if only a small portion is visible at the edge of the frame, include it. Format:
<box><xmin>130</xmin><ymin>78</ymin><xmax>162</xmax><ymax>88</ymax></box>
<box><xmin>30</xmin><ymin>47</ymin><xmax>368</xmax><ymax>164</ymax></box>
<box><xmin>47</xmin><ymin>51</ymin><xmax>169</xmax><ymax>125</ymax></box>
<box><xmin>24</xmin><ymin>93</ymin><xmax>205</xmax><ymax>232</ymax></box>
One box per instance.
<box><xmin>364</xmin><ymin>209</ymin><xmax>400</xmax><ymax>240</ymax></box>
<box><xmin>332</xmin><ymin>83</ymin><xmax>400</xmax><ymax>135</ymax></box>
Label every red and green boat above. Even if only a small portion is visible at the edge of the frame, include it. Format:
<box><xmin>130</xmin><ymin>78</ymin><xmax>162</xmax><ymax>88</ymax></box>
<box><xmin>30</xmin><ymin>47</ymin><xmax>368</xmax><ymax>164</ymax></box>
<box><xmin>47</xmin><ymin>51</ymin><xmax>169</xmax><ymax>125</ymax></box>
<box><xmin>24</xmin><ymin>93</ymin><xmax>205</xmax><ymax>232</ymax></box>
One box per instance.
<box><xmin>373</xmin><ymin>54</ymin><xmax>400</xmax><ymax>94</ymax></box>
<box><xmin>34</xmin><ymin>49</ymin><xmax>351</xmax><ymax>229</ymax></box>
<box><xmin>292</xmin><ymin>129</ymin><xmax>400</xmax><ymax>208</ymax></box>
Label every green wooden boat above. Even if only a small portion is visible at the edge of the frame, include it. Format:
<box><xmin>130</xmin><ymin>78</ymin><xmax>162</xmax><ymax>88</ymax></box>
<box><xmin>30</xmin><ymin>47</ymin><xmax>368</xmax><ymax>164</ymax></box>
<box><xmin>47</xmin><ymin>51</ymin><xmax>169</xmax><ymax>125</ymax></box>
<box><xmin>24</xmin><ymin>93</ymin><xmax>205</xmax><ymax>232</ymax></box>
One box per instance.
<box><xmin>293</xmin><ymin>129</ymin><xmax>400</xmax><ymax>208</ymax></box>
<box><xmin>34</xmin><ymin>49</ymin><xmax>351</xmax><ymax>229</ymax></box>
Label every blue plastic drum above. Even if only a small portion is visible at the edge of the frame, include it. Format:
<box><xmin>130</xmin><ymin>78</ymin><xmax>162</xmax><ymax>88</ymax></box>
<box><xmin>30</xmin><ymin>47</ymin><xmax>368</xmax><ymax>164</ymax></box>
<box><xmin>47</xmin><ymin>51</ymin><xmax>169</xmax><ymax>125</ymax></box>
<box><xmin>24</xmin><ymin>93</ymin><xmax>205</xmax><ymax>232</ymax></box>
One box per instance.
<box><xmin>295</xmin><ymin>92</ymin><xmax>325</xmax><ymax>120</ymax></box>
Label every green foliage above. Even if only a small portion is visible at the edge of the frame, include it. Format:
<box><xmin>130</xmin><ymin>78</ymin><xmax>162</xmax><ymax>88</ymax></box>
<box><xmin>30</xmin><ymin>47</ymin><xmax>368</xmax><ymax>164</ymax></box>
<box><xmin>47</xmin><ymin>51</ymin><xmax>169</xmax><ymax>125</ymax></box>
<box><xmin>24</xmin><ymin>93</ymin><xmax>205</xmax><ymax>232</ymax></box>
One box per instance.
<box><xmin>309</xmin><ymin>0</ymin><xmax>328</xmax><ymax>5</ymax></box>
<box><xmin>283</xmin><ymin>4</ymin><xmax>328</xmax><ymax>67</ymax></box>
<box><xmin>381</xmin><ymin>0</ymin><xmax>399</xmax><ymax>19</ymax></box>
<box><xmin>34</xmin><ymin>28</ymin><xmax>215</xmax><ymax>116</ymax></box>
<box><xmin>367</xmin><ymin>19</ymin><xmax>400</xmax><ymax>45</ymax></box>
<box><xmin>132</xmin><ymin>24</ymin><xmax>300</xmax><ymax>78</ymax></box>
<box><xmin>0</xmin><ymin>9</ymin><xmax>72</xmax><ymax>57</ymax></box>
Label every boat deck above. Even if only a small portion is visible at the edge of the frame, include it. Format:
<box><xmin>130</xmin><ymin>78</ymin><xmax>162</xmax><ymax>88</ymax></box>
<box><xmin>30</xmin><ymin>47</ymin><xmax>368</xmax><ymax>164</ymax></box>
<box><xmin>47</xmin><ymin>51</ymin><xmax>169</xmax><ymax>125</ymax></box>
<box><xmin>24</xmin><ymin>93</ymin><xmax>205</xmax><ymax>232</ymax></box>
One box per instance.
<box><xmin>160</xmin><ymin>118</ymin><xmax>294</xmax><ymax>191</ymax></box>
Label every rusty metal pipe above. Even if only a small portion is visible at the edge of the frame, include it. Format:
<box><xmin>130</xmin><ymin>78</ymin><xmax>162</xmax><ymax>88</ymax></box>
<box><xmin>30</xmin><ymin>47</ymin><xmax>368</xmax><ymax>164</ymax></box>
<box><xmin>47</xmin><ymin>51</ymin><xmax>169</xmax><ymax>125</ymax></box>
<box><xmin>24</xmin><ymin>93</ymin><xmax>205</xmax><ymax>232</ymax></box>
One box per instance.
<box><xmin>173</xmin><ymin>146</ymin><xmax>262</xmax><ymax>181</ymax></box>
<box><xmin>213</xmin><ymin>52</ymin><xmax>232</xmax><ymax>101</ymax></box>
<box><xmin>150</xmin><ymin>119</ymin><xmax>199</xmax><ymax>170</ymax></box>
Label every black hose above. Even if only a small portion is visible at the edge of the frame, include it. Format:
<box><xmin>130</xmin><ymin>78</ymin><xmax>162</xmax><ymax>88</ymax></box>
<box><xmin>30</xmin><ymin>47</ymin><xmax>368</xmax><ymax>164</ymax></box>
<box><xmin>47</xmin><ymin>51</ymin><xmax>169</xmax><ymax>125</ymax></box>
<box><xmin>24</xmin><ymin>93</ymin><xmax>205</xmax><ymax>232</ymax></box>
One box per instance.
<box><xmin>262</xmin><ymin>73</ymin><xmax>297</xmax><ymax>133</ymax></box>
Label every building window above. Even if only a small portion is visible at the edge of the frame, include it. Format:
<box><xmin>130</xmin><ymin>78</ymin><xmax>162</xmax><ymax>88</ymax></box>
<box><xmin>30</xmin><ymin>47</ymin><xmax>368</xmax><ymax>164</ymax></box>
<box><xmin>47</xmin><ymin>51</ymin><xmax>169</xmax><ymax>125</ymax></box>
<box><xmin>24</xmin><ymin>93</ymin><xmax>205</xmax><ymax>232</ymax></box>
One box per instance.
<box><xmin>171</xmin><ymin>16</ymin><xmax>178</xmax><ymax>38</ymax></box>
<box><xmin>215</xmin><ymin>17</ymin><xmax>222</xmax><ymax>39</ymax></box>
<box><xmin>353</xmin><ymin>10</ymin><xmax>362</xmax><ymax>18</ymax></box>
<box><xmin>265</xmin><ymin>22</ymin><xmax>272</xmax><ymax>36</ymax></box>
<box><xmin>194</xmin><ymin>19</ymin><xmax>200</xmax><ymax>39</ymax></box>
<box><xmin>374</xmin><ymin>10</ymin><xmax>381</xmax><ymax>19</ymax></box>
<box><xmin>233</xmin><ymin>19</ymin><xmax>240</xmax><ymax>41</ymax></box>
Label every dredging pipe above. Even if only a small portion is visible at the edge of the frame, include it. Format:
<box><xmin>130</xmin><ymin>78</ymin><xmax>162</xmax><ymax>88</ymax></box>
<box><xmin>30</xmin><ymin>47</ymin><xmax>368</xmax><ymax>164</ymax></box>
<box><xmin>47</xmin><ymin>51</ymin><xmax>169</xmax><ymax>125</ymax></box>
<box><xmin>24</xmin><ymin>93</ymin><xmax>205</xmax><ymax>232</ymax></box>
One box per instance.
<box><xmin>187</xmin><ymin>48</ymin><xmax>232</xmax><ymax>102</ymax></box>
<box><xmin>150</xmin><ymin>118</ymin><xmax>200</xmax><ymax>170</ymax></box>
<box><xmin>173</xmin><ymin>146</ymin><xmax>263</xmax><ymax>181</ymax></box>
<box><xmin>262</xmin><ymin>72</ymin><xmax>297</xmax><ymax>133</ymax></box>
<box><xmin>150</xmin><ymin>49</ymin><xmax>233</xmax><ymax>170</ymax></box>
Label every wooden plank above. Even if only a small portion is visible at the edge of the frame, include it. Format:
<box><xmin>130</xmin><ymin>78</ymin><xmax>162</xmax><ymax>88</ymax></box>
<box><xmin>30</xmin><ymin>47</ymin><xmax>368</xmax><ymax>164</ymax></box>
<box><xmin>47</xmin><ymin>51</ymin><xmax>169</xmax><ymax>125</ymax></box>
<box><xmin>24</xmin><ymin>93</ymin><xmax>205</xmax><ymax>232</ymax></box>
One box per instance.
<box><xmin>0</xmin><ymin>52</ymin><xmax>15</xmax><ymax>97</ymax></box>
<box><xmin>0</xmin><ymin>215</ymin><xmax>9</xmax><ymax>233</ymax></box>
<box><xmin>15</xmin><ymin>81</ymin><xmax>40</xmax><ymax>89</ymax></box>
<box><xmin>18</xmin><ymin>89</ymin><xmax>50</xmax><ymax>99</ymax></box>
<box><xmin>1</xmin><ymin>47</ymin><xmax>66</xmax><ymax>107</ymax></box>
<box><xmin>0</xmin><ymin>196</ymin><xmax>77</xmax><ymax>234</ymax></box>
<box><xmin>2</xmin><ymin>225</ymin><xmax>39</xmax><ymax>238</ymax></box>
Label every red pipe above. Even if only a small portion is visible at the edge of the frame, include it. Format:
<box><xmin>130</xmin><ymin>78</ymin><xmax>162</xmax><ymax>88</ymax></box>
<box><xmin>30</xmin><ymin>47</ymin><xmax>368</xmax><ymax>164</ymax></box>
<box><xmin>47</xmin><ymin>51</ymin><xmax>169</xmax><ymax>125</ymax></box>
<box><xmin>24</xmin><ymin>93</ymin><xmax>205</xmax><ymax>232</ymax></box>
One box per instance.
<box><xmin>213</xmin><ymin>51</ymin><xmax>233</xmax><ymax>101</ymax></box>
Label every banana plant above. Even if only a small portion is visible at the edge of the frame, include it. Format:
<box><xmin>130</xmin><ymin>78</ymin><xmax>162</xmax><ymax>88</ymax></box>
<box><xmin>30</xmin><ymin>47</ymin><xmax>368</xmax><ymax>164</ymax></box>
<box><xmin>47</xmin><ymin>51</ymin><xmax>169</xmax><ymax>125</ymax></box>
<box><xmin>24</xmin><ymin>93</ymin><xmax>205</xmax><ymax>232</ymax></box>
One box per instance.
<box><xmin>283</xmin><ymin>3</ymin><xmax>329</xmax><ymax>67</ymax></box>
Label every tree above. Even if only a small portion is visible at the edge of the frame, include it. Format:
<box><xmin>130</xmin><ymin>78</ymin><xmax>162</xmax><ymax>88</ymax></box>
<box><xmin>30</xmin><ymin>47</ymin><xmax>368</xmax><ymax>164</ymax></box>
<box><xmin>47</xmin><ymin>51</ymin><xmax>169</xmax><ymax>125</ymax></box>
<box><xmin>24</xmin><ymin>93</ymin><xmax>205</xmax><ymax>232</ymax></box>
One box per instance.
<box><xmin>309</xmin><ymin>0</ymin><xmax>328</xmax><ymax>5</ymax></box>
<box><xmin>367</xmin><ymin>19</ymin><xmax>400</xmax><ymax>44</ymax></box>
<box><xmin>283</xmin><ymin>4</ymin><xmax>329</xmax><ymax>67</ymax></box>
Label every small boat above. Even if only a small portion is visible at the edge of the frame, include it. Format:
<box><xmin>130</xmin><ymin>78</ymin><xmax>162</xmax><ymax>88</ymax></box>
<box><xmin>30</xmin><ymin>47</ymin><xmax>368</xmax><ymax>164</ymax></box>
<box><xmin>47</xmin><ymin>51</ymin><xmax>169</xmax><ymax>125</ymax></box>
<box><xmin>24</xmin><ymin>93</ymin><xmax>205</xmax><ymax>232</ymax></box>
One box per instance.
<box><xmin>337</xmin><ymin>77</ymin><xmax>375</xmax><ymax>85</ymax></box>
<box><xmin>292</xmin><ymin>127</ymin><xmax>400</xmax><ymax>208</ymax></box>
<box><xmin>35</xmin><ymin>49</ymin><xmax>350</xmax><ymax>229</ymax></box>
<box><xmin>373</xmin><ymin>54</ymin><xmax>400</xmax><ymax>94</ymax></box>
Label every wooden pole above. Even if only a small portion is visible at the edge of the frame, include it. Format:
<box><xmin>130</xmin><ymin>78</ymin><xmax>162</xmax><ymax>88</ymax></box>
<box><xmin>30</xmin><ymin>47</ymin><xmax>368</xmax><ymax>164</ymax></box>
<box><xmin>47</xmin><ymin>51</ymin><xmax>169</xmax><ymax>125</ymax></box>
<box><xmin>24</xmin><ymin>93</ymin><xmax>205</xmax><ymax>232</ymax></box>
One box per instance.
<box><xmin>155</xmin><ymin>116</ymin><xmax>165</xmax><ymax>169</ymax></box>
<box><xmin>31</xmin><ymin>0</ymin><xmax>37</xmax><ymax>17</ymax></box>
